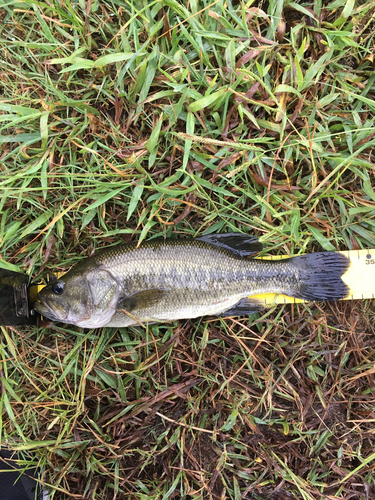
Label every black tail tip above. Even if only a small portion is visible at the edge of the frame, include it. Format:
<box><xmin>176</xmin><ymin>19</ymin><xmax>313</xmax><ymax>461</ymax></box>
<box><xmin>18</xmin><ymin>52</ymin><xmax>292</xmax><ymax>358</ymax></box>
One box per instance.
<box><xmin>292</xmin><ymin>252</ymin><xmax>350</xmax><ymax>302</ymax></box>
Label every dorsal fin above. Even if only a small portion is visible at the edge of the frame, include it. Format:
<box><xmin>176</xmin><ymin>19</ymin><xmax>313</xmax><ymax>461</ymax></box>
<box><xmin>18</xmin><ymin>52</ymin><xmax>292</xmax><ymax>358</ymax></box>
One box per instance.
<box><xmin>196</xmin><ymin>232</ymin><xmax>263</xmax><ymax>258</ymax></box>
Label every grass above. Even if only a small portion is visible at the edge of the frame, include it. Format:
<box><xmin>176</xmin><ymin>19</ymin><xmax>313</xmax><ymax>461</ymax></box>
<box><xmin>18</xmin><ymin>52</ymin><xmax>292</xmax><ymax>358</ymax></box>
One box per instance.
<box><xmin>0</xmin><ymin>0</ymin><xmax>375</xmax><ymax>498</ymax></box>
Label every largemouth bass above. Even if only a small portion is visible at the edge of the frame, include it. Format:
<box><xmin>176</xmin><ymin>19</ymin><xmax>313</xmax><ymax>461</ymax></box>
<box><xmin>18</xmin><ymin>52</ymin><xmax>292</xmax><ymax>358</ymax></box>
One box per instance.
<box><xmin>34</xmin><ymin>233</ymin><xmax>350</xmax><ymax>328</ymax></box>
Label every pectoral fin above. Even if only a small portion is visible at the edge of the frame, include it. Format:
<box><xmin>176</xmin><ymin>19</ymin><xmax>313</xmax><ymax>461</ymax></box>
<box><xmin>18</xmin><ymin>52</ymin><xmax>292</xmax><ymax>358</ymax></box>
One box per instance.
<box><xmin>217</xmin><ymin>297</ymin><xmax>265</xmax><ymax>317</ymax></box>
<box><xmin>196</xmin><ymin>232</ymin><xmax>263</xmax><ymax>258</ymax></box>
<box><xmin>118</xmin><ymin>288</ymin><xmax>168</xmax><ymax>313</ymax></box>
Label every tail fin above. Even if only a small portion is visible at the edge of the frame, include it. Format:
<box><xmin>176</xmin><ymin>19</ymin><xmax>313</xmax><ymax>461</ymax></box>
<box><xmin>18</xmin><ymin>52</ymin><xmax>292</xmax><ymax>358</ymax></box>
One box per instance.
<box><xmin>288</xmin><ymin>252</ymin><xmax>350</xmax><ymax>301</ymax></box>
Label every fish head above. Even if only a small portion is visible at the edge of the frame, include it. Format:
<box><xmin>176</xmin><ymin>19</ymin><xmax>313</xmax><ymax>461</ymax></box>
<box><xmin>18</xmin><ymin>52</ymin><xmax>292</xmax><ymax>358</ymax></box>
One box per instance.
<box><xmin>34</xmin><ymin>268</ymin><xmax>120</xmax><ymax>328</ymax></box>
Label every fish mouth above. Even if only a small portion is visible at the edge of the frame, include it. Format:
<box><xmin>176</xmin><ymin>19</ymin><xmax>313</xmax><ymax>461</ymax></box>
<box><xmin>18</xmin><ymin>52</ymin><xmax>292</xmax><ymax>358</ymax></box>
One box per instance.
<box><xmin>33</xmin><ymin>296</ymin><xmax>68</xmax><ymax>322</ymax></box>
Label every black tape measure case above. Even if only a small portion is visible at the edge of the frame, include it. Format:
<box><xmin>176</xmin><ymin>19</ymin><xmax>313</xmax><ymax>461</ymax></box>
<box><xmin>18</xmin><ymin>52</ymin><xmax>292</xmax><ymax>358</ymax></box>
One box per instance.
<box><xmin>0</xmin><ymin>270</ymin><xmax>38</xmax><ymax>326</ymax></box>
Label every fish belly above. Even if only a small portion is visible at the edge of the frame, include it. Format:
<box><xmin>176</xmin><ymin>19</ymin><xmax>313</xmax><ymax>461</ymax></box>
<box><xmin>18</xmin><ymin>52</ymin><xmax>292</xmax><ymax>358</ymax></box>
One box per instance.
<box><xmin>104</xmin><ymin>292</ymin><xmax>247</xmax><ymax>327</ymax></box>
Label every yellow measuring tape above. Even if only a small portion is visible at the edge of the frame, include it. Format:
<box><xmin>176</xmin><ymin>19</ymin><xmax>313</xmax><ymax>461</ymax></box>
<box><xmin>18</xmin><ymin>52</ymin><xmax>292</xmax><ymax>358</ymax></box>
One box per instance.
<box><xmin>30</xmin><ymin>249</ymin><xmax>374</xmax><ymax>306</ymax></box>
<box><xmin>250</xmin><ymin>249</ymin><xmax>374</xmax><ymax>305</ymax></box>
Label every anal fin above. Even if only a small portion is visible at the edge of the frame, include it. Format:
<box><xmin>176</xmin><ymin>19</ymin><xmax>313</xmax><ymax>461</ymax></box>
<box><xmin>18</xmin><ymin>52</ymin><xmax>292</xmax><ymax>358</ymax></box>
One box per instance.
<box><xmin>217</xmin><ymin>297</ymin><xmax>265</xmax><ymax>317</ymax></box>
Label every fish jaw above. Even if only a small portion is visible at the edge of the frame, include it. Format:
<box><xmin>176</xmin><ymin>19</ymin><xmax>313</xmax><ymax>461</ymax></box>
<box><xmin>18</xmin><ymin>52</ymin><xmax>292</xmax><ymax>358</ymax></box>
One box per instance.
<box><xmin>35</xmin><ymin>293</ymin><xmax>116</xmax><ymax>328</ymax></box>
<box><xmin>34</xmin><ymin>296</ymin><xmax>68</xmax><ymax>322</ymax></box>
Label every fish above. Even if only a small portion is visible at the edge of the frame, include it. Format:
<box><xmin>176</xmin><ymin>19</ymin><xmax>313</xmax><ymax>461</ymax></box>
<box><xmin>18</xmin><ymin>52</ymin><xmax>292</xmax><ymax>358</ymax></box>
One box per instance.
<box><xmin>34</xmin><ymin>233</ymin><xmax>350</xmax><ymax>329</ymax></box>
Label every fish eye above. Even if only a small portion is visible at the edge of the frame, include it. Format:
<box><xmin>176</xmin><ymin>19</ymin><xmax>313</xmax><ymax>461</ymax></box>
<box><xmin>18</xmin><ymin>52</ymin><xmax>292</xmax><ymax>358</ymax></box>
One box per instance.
<box><xmin>52</xmin><ymin>282</ymin><xmax>65</xmax><ymax>295</ymax></box>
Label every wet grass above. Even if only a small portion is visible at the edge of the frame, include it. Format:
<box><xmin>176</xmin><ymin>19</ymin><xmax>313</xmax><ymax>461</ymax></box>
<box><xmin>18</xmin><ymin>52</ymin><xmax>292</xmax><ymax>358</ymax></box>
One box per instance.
<box><xmin>1</xmin><ymin>0</ymin><xmax>375</xmax><ymax>498</ymax></box>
